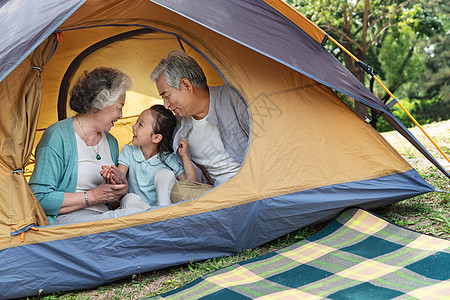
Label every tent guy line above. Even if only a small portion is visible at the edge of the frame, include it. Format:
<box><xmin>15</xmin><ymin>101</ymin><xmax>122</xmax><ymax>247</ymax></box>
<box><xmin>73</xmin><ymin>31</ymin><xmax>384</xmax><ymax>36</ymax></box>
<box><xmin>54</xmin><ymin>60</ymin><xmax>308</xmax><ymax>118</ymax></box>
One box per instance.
<box><xmin>327</xmin><ymin>34</ymin><xmax>450</xmax><ymax>166</ymax></box>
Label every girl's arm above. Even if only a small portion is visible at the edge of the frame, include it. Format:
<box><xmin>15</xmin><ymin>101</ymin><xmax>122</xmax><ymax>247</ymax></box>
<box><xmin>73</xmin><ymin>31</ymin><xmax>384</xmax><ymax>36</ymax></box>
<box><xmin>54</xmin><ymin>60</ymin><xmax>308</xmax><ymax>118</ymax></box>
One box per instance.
<box><xmin>115</xmin><ymin>164</ymin><xmax>129</xmax><ymax>183</ymax></box>
<box><xmin>177</xmin><ymin>138</ymin><xmax>198</xmax><ymax>182</ymax></box>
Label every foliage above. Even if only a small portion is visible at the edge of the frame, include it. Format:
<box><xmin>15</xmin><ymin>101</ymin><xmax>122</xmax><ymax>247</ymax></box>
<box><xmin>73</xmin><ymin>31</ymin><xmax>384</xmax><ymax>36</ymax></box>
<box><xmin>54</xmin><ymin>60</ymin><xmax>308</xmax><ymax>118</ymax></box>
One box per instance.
<box><xmin>376</xmin><ymin>1</ymin><xmax>449</xmax><ymax>131</ymax></box>
<box><xmin>287</xmin><ymin>0</ymin><xmax>448</xmax><ymax>127</ymax></box>
<box><xmin>407</xmin><ymin>12</ymin><xmax>450</xmax><ymax>123</ymax></box>
<box><xmin>376</xmin><ymin>96</ymin><xmax>448</xmax><ymax>132</ymax></box>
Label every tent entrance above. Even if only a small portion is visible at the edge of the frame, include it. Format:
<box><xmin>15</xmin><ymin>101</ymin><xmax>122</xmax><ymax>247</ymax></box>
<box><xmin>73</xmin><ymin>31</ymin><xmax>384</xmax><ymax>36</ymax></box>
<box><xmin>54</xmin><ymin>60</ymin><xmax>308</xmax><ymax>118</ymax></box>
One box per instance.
<box><xmin>26</xmin><ymin>26</ymin><xmax>226</xmax><ymax>178</ymax></box>
<box><xmin>57</xmin><ymin>27</ymin><xmax>157</xmax><ymax>120</ymax></box>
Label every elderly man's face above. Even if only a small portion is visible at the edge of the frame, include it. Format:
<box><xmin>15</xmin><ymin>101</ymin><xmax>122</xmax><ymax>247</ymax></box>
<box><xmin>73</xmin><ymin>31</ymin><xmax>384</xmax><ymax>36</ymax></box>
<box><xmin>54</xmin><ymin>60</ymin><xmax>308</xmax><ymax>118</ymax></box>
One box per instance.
<box><xmin>156</xmin><ymin>75</ymin><xmax>194</xmax><ymax>117</ymax></box>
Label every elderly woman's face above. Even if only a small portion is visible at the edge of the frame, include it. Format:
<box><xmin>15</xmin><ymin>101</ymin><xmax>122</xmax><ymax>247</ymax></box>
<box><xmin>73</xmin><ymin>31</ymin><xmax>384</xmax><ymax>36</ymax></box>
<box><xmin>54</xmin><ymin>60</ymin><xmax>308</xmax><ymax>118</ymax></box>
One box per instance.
<box><xmin>95</xmin><ymin>93</ymin><xmax>126</xmax><ymax>132</ymax></box>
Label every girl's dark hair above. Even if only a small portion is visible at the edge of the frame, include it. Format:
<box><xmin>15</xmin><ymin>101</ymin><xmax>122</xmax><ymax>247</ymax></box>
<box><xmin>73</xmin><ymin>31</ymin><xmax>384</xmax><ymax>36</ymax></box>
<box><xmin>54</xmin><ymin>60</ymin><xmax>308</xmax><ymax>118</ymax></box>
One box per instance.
<box><xmin>150</xmin><ymin>104</ymin><xmax>177</xmax><ymax>169</ymax></box>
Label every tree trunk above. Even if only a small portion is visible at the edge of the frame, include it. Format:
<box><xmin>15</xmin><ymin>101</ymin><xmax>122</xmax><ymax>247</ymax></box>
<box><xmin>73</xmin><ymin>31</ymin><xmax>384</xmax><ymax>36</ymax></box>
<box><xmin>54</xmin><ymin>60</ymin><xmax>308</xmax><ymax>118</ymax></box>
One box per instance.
<box><xmin>350</xmin><ymin>63</ymin><xmax>369</xmax><ymax>120</ymax></box>
<box><xmin>341</xmin><ymin>0</ymin><xmax>370</xmax><ymax>121</ymax></box>
<box><xmin>343</xmin><ymin>54</ymin><xmax>369</xmax><ymax>121</ymax></box>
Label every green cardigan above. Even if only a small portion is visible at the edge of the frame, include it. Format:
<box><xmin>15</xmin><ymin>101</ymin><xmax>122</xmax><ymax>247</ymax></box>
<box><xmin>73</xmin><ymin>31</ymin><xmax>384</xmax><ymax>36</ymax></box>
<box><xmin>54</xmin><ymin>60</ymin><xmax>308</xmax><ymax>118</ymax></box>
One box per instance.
<box><xmin>29</xmin><ymin>117</ymin><xmax>119</xmax><ymax>225</ymax></box>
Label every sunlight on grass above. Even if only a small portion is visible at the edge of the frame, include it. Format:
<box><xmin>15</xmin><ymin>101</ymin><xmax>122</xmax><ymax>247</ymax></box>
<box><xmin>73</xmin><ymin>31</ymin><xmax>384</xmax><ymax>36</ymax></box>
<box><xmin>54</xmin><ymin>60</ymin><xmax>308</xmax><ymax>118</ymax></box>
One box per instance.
<box><xmin>373</xmin><ymin>119</ymin><xmax>449</xmax><ymax>239</ymax></box>
<box><xmin>382</xmin><ymin>119</ymin><xmax>450</xmax><ymax>168</ymax></box>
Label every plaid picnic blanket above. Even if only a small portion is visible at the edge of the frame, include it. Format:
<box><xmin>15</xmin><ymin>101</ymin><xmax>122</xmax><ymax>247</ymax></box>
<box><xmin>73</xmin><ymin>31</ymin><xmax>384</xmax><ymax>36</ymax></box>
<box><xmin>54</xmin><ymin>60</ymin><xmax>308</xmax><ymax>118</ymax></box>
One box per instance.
<box><xmin>158</xmin><ymin>207</ymin><xmax>450</xmax><ymax>299</ymax></box>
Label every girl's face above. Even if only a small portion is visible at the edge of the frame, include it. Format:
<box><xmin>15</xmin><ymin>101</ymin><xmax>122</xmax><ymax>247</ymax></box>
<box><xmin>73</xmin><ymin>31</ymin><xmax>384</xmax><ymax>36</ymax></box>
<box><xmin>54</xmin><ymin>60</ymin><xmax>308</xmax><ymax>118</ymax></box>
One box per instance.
<box><xmin>132</xmin><ymin>109</ymin><xmax>158</xmax><ymax>146</ymax></box>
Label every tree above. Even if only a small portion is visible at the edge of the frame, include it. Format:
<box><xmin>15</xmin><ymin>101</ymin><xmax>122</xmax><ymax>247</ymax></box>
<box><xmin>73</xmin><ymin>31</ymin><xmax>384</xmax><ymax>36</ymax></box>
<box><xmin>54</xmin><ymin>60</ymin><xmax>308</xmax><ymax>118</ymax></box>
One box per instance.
<box><xmin>287</xmin><ymin>0</ymin><xmax>444</xmax><ymax>127</ymax></box>
<box><xmin>407</xmin><ymin>14</ymin><xmax>449</xmax><ymax>123</ymax></box>
<box><xmin>376</xmin><ymin>2</ymin><xmax>444</xmax><ymax>102</ymax></box>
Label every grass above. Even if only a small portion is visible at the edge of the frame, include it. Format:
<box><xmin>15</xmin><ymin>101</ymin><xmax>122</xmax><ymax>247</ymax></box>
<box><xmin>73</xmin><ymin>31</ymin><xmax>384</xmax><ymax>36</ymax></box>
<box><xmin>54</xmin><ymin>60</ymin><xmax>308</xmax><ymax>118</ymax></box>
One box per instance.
<box><xmin>371</xmin><ymin>119</ymin><xmax>450</xmax><ymax>239</ymax></box>
<box><xmin>31</xmin><ymin>120</ymin><xmax>449</xmax><ymax>300</ymax></box>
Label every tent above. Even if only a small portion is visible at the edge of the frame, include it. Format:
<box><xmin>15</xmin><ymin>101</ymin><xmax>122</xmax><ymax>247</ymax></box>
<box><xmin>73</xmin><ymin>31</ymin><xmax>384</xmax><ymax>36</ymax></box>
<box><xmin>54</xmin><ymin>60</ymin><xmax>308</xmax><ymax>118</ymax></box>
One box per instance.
<box><xmin>0</xmin><ymin>0</ymin><xmax>445</xmax><ymax>298</ymax></box>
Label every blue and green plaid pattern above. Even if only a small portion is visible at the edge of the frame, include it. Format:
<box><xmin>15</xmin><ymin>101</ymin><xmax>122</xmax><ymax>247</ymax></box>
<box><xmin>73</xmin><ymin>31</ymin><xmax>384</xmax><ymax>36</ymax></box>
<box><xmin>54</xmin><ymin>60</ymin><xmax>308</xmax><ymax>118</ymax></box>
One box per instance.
<box><xmin>158</xmin><ymin>208</ymin><xmax>450</xmax><ymax>299</ymax></box>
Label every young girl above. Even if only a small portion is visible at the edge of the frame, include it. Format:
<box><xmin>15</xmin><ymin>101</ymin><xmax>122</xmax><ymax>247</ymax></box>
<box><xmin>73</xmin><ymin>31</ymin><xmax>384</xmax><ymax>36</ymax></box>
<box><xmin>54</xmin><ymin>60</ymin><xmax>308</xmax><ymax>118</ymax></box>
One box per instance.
<box><xmin>102</xmin><ymin>104</ymin><xmax>197</xmax><ymax>208</ymax></box>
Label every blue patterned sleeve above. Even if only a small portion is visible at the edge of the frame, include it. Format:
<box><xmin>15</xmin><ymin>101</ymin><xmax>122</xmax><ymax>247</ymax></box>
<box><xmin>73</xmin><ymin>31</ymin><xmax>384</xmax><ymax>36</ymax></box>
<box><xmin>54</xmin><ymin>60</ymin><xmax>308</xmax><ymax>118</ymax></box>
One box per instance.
<box><xmin>118</xmin><ymin>144</ymin><xmax>132</xmax><ymax>168</ymax></box>
<box><xmin>166</xmin><ymin>153</ymin><xmax>184</xmax><ymax>177</ymax></box>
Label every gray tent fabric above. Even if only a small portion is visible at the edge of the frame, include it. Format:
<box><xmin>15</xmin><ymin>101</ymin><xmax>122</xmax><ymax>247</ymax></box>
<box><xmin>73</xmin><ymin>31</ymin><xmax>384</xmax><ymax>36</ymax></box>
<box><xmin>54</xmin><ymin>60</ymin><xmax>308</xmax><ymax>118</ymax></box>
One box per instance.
<box><xmin>0</xmin><ymin>0</ymin><xmax>86</xmax><ymax>82</ymax></box>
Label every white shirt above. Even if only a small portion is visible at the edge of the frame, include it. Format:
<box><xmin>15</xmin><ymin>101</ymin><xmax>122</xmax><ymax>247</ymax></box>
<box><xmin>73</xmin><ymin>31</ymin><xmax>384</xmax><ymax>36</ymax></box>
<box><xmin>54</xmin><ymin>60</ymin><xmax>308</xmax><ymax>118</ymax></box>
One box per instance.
<box><xmin>187</xmin><ymin>116</ymin><xmax>241</xmax><ymax>185</ymax></box>
<box><xmin>75</xmin><ymin>132</ymin><xmax>113</xmax><ymax>212</ymax></box>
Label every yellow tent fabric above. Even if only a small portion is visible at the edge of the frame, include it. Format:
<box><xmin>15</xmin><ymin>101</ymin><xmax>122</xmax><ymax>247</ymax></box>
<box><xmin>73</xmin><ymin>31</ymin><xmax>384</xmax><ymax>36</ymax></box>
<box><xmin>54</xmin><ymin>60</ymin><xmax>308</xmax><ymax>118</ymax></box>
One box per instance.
<box><xmin>263</xmin><ymin>0</ymin><xmax>327</xmax><ymax>43</ymax></box>
<box><xmin>2</xmin><ymin>0</ymin><xmax>413</xmax><ymax>246</ymax></box>
<box><xmin>3</xmin><ymin>2</ymin><xmax>410</xmax><ymax>246</ymax></box>
<box><xmin>0</xmin><ymin>36</ymin><xmax>56</xmax><ymax>236</ymax></box>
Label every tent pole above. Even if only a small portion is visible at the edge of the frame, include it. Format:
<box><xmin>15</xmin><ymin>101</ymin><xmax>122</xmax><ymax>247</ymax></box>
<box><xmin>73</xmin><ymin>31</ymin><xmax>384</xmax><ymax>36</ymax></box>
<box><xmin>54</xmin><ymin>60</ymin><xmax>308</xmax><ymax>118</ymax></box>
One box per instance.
<box><xmin>326</xmin><ymin>35</ymin><xmax>450</xmax><ymax>165</ymax></box>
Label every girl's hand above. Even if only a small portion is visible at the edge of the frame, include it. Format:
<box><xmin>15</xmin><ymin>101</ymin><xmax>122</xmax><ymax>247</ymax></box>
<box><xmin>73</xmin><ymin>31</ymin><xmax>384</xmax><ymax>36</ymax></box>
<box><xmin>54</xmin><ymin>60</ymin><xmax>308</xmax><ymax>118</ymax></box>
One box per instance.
<box><xmin>178</xmin><ymin>138</ymin><xmax>190</xmax><ymax>158</ymax></box>
<box><xmin>100</xmin><ymin>166</ymin><xmax>112</xmax><ymax>183</ymax></box>
<box><xmin>109</xmin><ymin>165</ymin><xmax>128</xmax><ymax>188</ymax></box>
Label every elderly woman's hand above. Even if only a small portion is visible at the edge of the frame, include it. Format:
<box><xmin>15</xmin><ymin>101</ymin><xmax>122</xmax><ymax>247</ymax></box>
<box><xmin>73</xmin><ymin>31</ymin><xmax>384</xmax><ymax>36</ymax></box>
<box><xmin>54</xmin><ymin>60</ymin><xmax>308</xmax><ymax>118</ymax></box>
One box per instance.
<box><xmin>90</xmin><ymin>182</ymin><xmax>128</xmax><ymax>204</ymax></box>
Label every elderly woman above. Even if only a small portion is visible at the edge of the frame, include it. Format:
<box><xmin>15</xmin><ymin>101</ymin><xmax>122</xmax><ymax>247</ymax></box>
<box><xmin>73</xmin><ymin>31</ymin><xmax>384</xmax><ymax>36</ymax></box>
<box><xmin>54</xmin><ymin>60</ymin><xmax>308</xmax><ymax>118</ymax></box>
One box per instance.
<box><xmin>29</xmin><ymin>67</ymin><xmax>141</xmax><ymax>225</ymax></box>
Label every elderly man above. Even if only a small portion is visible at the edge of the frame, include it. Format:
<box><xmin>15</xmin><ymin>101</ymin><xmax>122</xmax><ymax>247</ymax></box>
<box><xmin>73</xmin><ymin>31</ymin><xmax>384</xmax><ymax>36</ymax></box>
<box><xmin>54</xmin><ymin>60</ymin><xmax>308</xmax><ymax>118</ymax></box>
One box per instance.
<box><xmin>150</xmin><ymin>50</ymin><xmax>249</xmax><ymax>202</ymax></box>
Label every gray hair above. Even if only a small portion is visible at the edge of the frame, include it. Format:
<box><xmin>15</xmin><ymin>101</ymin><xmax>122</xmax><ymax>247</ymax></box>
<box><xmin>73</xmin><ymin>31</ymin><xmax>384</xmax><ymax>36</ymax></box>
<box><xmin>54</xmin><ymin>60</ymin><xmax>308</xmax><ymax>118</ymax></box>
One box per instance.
<box><xmin>150</xmin><ymin>50</ymin><xmax>207</xmax><ymax>90</ymax></box>
<box><xmin>69</xmin><ymin>67</ymin><xmax>132</xmax><ymax>114</ymax></box>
